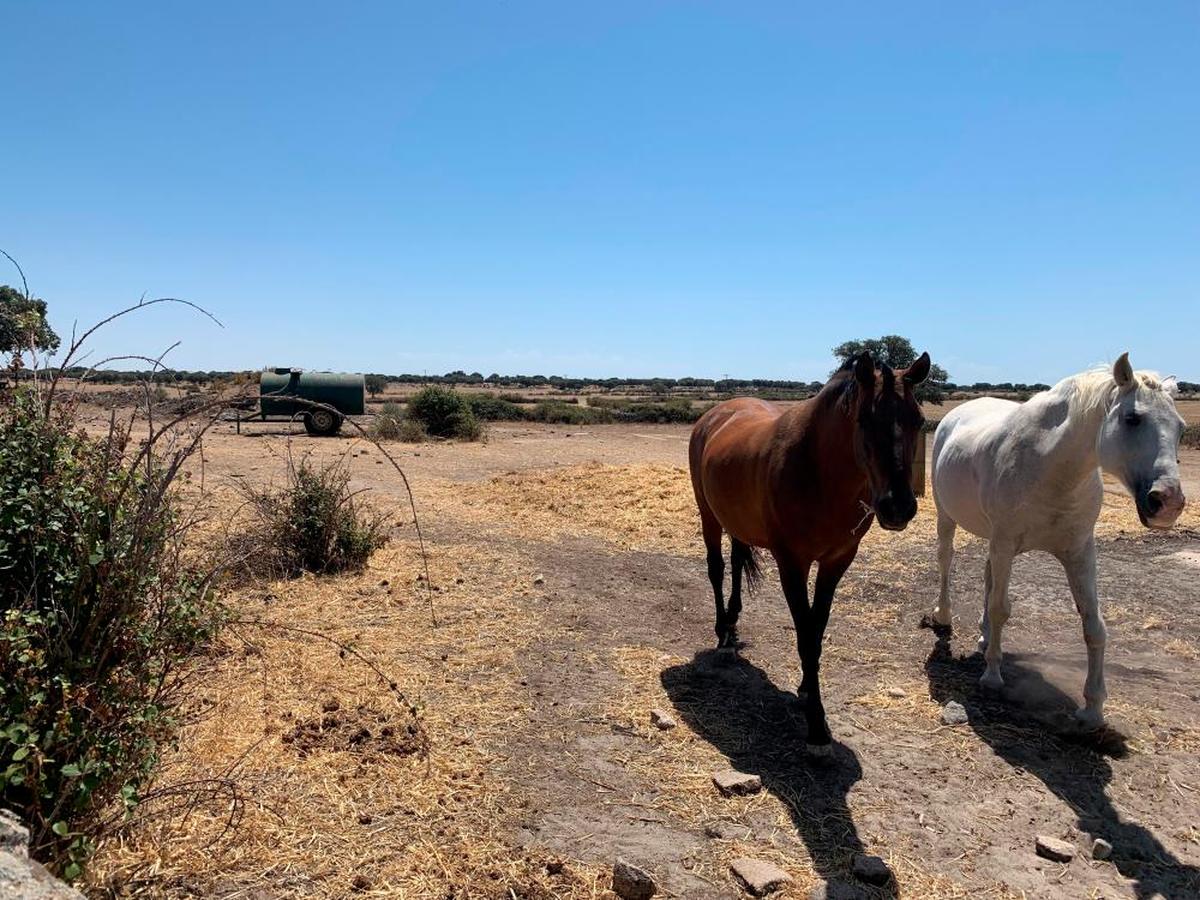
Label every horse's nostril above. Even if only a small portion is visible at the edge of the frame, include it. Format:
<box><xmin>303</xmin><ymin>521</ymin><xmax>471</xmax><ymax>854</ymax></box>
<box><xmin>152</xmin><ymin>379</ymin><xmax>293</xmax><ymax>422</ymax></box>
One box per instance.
<box><xmin>1147</xmin><ymin>490</ymin><xmax>1165</xmax><ymax>514</ymax></box>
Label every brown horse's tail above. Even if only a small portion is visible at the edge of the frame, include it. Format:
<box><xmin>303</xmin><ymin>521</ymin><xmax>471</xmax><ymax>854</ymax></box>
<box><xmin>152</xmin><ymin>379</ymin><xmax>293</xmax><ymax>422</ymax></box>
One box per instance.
<box><xmin>733</xmin><ymin>540</ymin><xmax>764</xmax><ymax>595</ymax></box>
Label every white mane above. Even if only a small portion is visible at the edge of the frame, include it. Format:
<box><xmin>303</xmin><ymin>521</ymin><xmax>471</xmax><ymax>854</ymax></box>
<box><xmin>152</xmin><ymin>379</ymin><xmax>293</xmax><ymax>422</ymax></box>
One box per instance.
<box><xmin>1061</xmin><ymin>367</ymin><xmax>1168</xmax><ymax>419</ymax></box>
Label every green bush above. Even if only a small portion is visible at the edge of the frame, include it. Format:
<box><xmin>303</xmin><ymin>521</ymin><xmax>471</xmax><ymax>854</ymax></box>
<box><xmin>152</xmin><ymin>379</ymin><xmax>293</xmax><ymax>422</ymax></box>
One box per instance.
<box><xmin>525</xmin><ymin>401</ymin><xmax>612</xmax><ymax>425</ymax></box>
<box><xmin>406</xmin><ymin>386</ymin><xmax>483</xmax><ymax>440</ymax></box>
<box><xmin>1183</xmin><ymin>424</ymin><xmax>1200</xmax><ymax>450</ymax></box>
<box><xmin>577</xmin><ymin>397</ymin><xmax>704</xmax><ymax>423</ymax></box>
<box><xmin>0</xmin><ymin>391</ymin><xmax>222</xmax><ymax>877</ymax></box>
<box><xmin>465</xmin><ymin>392</ymin><xmax>526</xmax><ymax>422</ymax></box>
<box><xmin>235</xmin><ymin>457</ymin><xmax>388</xmax><ymax>579</ymax></box>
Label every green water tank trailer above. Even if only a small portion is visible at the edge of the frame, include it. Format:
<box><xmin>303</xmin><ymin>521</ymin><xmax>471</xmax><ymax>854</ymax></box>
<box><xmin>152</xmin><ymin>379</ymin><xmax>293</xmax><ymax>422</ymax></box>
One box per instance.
<box><xmin>258</xmin><ymin>368</ymin><xmax>366</xmax><ymax>435</ymax></box>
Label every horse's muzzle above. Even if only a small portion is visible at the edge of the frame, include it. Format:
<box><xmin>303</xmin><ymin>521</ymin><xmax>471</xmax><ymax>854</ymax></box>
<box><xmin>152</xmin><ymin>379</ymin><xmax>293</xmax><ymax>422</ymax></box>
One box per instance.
<box><xmin>875</xmin><ymin>492</ymin><xmax>918</xmax><ymax>531</ymax></box>
<box><xmin>1142</xmin><ymin>481</ymin><xmax>1186</xmax><ymax>529</ymax></box>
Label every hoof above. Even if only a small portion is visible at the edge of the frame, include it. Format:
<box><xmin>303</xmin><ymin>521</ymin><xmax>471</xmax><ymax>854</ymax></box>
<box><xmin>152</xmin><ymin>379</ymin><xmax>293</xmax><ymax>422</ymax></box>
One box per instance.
<box><xmin>920</xmin><ymin>611</ymin><xmax>952</xmax><ymax>633</ymax></box>
<box><xmin>979</xmin><ymin>670</ymin><xmax>1005</xmax><ymax>692</ymax></box>
<box><xmin>1074</xmin><ymin>707</ymin><xmax>1105</xmax><ymax>731</ymax></box>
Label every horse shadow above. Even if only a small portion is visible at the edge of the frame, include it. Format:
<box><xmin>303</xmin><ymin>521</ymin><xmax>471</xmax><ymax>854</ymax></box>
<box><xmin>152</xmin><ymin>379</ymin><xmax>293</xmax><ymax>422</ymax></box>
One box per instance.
<box><xmin>924</xmin><ymin>634</ymin><xmax>1200</xmax><ymax>899</ymax></box>
<box><xmin>661</xmin><ymin>651</ymin><xmax>896</xmax><ymax>897</ymax></box>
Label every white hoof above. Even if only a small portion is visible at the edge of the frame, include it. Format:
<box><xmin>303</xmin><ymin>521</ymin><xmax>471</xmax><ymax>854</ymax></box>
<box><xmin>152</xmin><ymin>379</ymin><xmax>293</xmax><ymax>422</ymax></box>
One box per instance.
<box><xmin>806</xmin><ymin>742</ymin><xmax>833</xmax><ymax>758</ymax></box>
<box><xmin>1074</xmin><ymin>707</ymin><xmax>1105</xmax><ymax>731</ymax></box>
<box><xmin>930</xmin><ymin>607</ymin><xmax>952</xmax><ymax>627</ymax></box>
<box><xmin>979</xmin><ymin>669</ymin><xmax>1005</xmax><ymax>692</ymax></box>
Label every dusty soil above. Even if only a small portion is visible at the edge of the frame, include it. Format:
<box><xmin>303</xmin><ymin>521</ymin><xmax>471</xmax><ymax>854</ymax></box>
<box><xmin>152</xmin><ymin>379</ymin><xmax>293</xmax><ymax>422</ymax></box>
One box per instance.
<box><xmin>89</xmin><ymin>416</ymin><xmax>1200</xmax><ymax>899</ymax></box>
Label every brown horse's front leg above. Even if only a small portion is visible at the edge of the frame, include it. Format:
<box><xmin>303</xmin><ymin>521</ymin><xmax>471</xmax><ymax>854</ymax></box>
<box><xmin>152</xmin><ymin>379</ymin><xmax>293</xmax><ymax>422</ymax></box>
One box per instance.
<box><xmin>776</xmin><ymin>554</ymin><xmax>829</xmax><ymax>754</ymax></box>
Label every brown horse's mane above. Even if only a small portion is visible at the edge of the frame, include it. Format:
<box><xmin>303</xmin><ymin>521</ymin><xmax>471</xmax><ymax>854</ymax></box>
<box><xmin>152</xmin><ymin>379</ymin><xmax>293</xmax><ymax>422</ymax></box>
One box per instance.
<box><xmin>814</xmin><ymin>362</ymin><xmax>860</xmax><ymax>417</ymax></box>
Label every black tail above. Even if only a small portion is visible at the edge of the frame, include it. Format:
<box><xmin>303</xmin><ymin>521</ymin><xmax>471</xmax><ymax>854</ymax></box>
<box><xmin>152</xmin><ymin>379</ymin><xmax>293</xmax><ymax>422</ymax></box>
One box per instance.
<box><xmin>732</xmin><ymin>540</ymin><xmax>764</xmax><ymax>594</ymax></box>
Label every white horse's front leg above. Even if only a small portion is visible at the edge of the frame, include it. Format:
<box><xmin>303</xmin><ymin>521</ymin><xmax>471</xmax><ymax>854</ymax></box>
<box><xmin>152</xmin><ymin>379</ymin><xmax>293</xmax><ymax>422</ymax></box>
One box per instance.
<box><xmin>930</xmin><ymin>511</ymin><xmax>957</xmax><ymax>627</ymax></box>
<box><xmin>980</xmin><ymin>547</ymin><xmax>1013</xmax><ymax>690</ymax></box>
<box><xmin>1060</xmin><ymin>539</ymin><xmax>1106</xmax><ymax>728</ymax></box>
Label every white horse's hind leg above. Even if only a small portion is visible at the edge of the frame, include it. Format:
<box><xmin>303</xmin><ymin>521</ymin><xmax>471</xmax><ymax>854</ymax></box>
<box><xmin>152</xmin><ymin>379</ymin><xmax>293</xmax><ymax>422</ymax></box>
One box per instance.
<box><xmin>930</xmin><ymin>511</ymin><xmax>957</xmax><ymax>627</ymax></box>
<box><xmin>977</xmin><ymin>557</ymin><xmax>993</xmax><ymax>653</ymax></box>
<box><xmin>980</xmin><ymin>548</ymin><xmax>1013</xmax><ymax>690</ymax></box>
<box><xmin>1059</xmin><ymin>539</ymin><xmax>1107</xmax><ymax>727</ymax></box>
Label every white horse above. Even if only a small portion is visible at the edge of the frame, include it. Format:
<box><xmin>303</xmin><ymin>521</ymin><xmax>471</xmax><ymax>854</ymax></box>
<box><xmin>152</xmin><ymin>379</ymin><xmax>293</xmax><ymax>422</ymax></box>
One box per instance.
<box><xmin>928</xmin><ymin>353</ymin><xmax>1186</xmax><ymax>726</ymax></box>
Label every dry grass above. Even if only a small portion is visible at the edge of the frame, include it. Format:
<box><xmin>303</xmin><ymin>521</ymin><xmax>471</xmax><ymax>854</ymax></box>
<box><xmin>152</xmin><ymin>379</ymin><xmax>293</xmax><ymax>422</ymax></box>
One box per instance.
<box><xmin>454</xmin><ymin>464</ymin><xmax>1195</xmax><ymax>561</ymax></box>
<box><xmin>87</xmin><ymin>536</ymin><xmax>608</xmax><ymax>898</ymax></box>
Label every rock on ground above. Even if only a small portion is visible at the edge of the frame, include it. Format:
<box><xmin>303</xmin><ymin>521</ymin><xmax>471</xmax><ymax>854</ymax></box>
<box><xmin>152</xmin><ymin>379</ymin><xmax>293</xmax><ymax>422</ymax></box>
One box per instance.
<box><xmin>649</xmin><ymin>708</ymin><xmax>677</xmax><ymax>730</ymax></box>
<box><xmin>0</xmin><ymin>811</ymin><xmax>84</xmax><ymax>899</ymax></box>
<box><xmin>730</xmin><ymin>857</ymin><xmax>791</xmax><ymax>896</ymax></box>
<box><xmin>1035</xmin><ymin>835</ymin><xmax>1076</xmax><ymax>863</ymax></box>
<box><xmin>612</xmin><ymin>858</ymin><xmax>656</xmax><ymax>899</ymax></box>
<box><xmin>851</xmin><ymin>853</ymin><xmax>892</xmax><ymax>885</ymax></box>
<box><xmin>940</xmin><ymin>700</ymin><xmax>969</xmax><ymax>726</ymax></box>
<box><xmin>712</xmin><ymin>769</ymin><xmax>762</xmax><ymax>796</ymax></box>
<box><xmin>1092</xmin><ymin>837</ymin><xmax>1113</xmax><ymax>860</ymax></box>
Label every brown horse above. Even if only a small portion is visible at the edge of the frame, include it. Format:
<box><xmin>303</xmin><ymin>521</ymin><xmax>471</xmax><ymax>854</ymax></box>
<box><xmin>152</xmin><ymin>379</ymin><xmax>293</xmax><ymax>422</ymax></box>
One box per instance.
<box><xmin>689</xmin><ymin>351</ymin><xmax>931</xmax><ymax>755</ymax></box>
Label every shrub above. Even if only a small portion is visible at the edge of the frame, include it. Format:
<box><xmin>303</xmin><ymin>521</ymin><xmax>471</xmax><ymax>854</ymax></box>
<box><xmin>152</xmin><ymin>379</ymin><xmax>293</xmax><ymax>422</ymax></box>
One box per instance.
<box><xmin>370</xmin><ymin>402</ymin><xmax>405</xmax><ymax>441</ymax></box>
<box><xmin>0</xmin><ymin>390</ymin><xmax>222</xmax><ymax>877</ymax></box>
<box><xmin>525</xmin><ymin>401</ymin><xmax>612</xmax><ymax>425</ymax></box>
<box><xmin>465</xmin><ymin>392</ymin><xmax>525</xmax><ymax>422</ymax></box>
<box><xmin>406</xmin><ymin>386</ymin><xmax>483</xmax><ymax>440</ymax></box>
<box><xmin>234</xmin><ymin>457</ymin><xmax>388</xmax><ymax>579</ymax></box>
<box><xmin>1183</xmin><ymin>424</ymin><xmax>1200</xmax><ymax>450</ymax></box>
<box><xmin>398</xmin><ymin>418</ymin><xmax>428</xmax><ymax>443</ymax></box>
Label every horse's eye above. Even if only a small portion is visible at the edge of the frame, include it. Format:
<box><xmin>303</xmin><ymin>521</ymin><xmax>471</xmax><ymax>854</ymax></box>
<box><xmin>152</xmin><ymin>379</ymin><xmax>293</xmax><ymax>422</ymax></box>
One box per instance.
<box><xmin>1124</xmin><ymin>412</ymin><xmax>1142</xmax><ymax>427</ymax></box>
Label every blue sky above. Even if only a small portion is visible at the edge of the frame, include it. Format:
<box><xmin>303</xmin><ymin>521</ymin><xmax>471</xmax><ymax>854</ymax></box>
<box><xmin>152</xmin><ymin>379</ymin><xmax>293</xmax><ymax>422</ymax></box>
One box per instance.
<box><xmin>3</xmin><ymin>2</ymin><xmax>1197</xmax><ymax>383</ymax></box>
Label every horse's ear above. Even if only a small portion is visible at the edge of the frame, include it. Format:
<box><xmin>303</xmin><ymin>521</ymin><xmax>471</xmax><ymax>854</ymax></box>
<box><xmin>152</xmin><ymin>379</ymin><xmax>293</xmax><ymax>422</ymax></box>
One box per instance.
<box><xmin>1113</xmin><ymin>352</ymin><xmax>1135</xmax><ymax>388</ymax></box>
<box><xmin>853</xmin><ymin>352</ymin><xmax>875</xmax><ymax>392</ymax></box>
<box><xmin>1162</xmin><ymin>375</ymin><xmax>1179</xmax><ymax>397</ymax></box>
<box><xmin>903</xmin><ymin>351</ymin><xmax>931</xmax><ymax>386</ymax></box>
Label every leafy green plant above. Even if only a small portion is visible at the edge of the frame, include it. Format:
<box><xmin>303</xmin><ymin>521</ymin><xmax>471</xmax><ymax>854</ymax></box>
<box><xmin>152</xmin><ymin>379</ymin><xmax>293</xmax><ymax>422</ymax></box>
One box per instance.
<box><xmin>405</xmin><ymin>386</ymin><xmax>483</xmax><ymax>440</ymax></box>
<box><xmin>524</xmin><ymin>401</ymin><xmax>612</xmax><ymax>425</ymax></box>
<box><xmin>0</xmin><ymin>390</ymin><xmax>223</xmax><ymax>877</ymax></box>
<box><xmin>234</xmin><ymin>455</ymin><xmax>388</xmax><ymax>578</ymax></box>
<box><xmin>464</xmin><ymin>392</ymin><xmax>525</xmax><ymax>422</ymax></box>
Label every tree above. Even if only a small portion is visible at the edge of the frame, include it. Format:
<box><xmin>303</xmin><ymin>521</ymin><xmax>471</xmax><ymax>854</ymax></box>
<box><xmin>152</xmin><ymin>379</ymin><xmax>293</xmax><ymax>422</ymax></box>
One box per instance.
<box><xmin>832</xmin><ymin>334</ymin><xmax>949</xmax><ymax>403</ymax></box>
<box><xmin>364</xmin><ymin>374</ymin><xmax>388</xmax><ymax>398</ymax></box>
<box><xmin>0</xmin><ymin>284</ymin><xmax>60</xmax><ymax>361</ymax></box>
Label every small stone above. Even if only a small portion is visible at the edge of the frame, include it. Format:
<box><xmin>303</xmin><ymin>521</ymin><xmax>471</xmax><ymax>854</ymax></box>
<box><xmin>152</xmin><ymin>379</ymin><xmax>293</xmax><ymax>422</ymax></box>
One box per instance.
<box><xmin>704</xmin><ymin>821</ymin><xmax>746</xmax><ymax>840</ymax></box>
<box><xmin>851</xmin><ymin>854</ymin><xmax>892</xmax><ymax>885</ymax></box>
<box><xmin>1035</xmin><ymin>834</ymin><xmax>1076</xmax><ymax>863</ymax></box>
<box><xmin>351</xmin><ymin>874</ymin><xmax>372</xmax><ymax>892</ymax></box>
<box><xmin>1092</xmin><ymin>837</ymin><xmax>1113</xmax><ymax>860</ymax></box>
<box><xmin>612</xmin><ymin>858</ymin><xmax>656</xmax><ymax>899</ymax></box>
<box><xmin>940</xmin><ymin>700</ymin><xmax>969</xmax><ymax>726</ymax></box>
<box><xmin>650</xmin><ymin>709</ymin><xmax>677</xmax><ymax>730</ymax></box>
<box><xmin>809</xmin><ymin>880</ymin><xmax>866</xmax><ymax>900</ymax></box>
<box><xmin>712</xmin><ymin>769</ymin><xmax>762</xmax><ymax>796</ymax></box>
<box><xmin>730</xmin><ymin>857</ymin><xmax>791</xmax><ymax>896</ymax></box>
<box><xmin>885</xmin><ymin>687</ymin><xmax>907</xmax><ymax>698</ymax></box>
<box><xmin>533</xmin><ymin>574</ymin><xmax>545</xmax><ymax>585</ymax></box>
<box><xmin>356</xmin><ymin>812</ymin><xmax>373</xmax><ymax>825</ymax></box>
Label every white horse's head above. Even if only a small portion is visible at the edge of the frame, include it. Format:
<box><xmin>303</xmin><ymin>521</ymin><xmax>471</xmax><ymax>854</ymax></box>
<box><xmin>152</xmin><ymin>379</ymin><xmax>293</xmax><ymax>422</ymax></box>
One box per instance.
<box><xmin>1097</xmin><ymin>353</ymin><xmax>1187</xmax><ymax>528</ymax></box>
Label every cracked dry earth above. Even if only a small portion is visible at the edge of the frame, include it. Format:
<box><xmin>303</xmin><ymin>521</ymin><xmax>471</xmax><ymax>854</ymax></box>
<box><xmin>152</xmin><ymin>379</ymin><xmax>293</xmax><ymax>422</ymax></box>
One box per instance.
<box><xmin>102</xmin><ymin>419</ymin><xmax>1200</xmax><ymax>899</ymax></box>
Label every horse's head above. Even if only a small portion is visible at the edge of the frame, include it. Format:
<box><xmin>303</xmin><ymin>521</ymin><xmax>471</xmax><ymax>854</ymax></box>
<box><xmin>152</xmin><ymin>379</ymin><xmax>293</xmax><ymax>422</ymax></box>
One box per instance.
<box><xmin>1098</xmin><ymin>352</ymin><xmax>1186</xmax><ymax>529</ymax></box>
<box><xmin>851</xmin><ymin>350</ymin><xmax>931</xmax><ymax>531</ymax></box>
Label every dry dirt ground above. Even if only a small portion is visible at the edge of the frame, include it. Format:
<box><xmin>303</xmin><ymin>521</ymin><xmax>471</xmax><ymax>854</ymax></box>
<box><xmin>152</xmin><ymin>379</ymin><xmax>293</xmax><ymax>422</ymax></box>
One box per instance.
<box><xmin>87</xmin><ymin>416</ymin><xmax>1200</xmax><ymax>899</ymax></box>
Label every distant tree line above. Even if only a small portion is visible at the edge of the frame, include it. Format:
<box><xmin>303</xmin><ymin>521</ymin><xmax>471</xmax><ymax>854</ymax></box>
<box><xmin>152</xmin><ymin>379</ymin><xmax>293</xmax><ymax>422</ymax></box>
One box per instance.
<box><xmin>18</xmin><ymin>366</ymin><xmax>1200</xmax><ymax>396</ymax></box>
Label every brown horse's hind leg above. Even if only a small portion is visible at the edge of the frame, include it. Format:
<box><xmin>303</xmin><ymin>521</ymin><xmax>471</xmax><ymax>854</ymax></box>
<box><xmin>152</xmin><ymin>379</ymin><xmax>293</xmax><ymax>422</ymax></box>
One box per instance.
<box><xmin>699</xmin><ymin>510</ymin><xmax>732</xmax><ymax>648</ymax></box>
<box><xmin>727</xmin><ymin>539</ymin><xmax>758</xmax><ymax>646</ymax></box>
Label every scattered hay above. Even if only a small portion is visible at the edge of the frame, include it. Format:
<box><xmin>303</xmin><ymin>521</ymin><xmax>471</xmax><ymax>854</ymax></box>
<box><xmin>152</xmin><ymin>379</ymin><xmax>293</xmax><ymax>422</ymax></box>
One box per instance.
<box><xmin>461</xmin><ymin>463</ymin><xmax>702</xmax><ymax>555</ymax></box>
<box><xmin>86</xmin><ymin>534</ymin><xmax>606</xmax><ymax>898</ymax></box>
